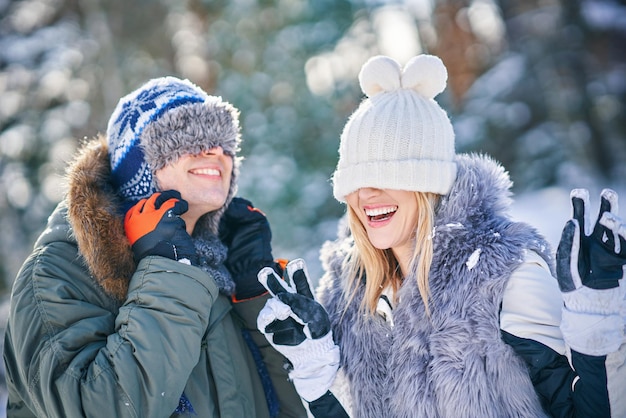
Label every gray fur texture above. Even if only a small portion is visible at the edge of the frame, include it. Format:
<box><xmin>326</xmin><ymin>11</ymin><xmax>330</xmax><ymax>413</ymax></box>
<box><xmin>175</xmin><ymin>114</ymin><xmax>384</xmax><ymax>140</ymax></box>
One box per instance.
<box><xmin>141</xmin><ymin>100</ymin><xmax>241</xmax><ymax>170</ymax></box>
<box><xmin>142</xmin><ymin>101</ymin><xmax>242</xmax><ymax>235</ymax></box>
<box><xmin>194</xmin><ymin>234</ymin><xmax>235</xmax><ymax>296</ymax></box>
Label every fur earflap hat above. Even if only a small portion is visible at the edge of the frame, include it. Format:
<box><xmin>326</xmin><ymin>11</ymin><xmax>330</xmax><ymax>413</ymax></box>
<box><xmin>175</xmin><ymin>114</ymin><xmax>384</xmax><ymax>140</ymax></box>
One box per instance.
<box><xmin>332</xmin><ymin>55</ymin><xmax>457</xmax><ymax>202</ymax></box>
<box><xmin>106</xmin><ymin>76</ymin><xmax>241</xmax><ymax>230</ymax></box>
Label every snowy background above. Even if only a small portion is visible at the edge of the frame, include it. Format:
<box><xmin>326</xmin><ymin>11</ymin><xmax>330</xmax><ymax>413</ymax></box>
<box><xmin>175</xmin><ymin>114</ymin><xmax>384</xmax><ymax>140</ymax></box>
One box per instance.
<box><xmin>0</xmin><ymin>0</ymin><xmax>625</xmax><ymax>415</ymax></box>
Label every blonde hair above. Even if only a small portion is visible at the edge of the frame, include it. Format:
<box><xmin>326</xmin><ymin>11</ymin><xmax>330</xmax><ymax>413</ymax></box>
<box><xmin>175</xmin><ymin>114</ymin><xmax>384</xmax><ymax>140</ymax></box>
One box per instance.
<box><xmin>343</xmin><ymin>192</ymin><xmax>439</xmax><ymax>315</ymax></box>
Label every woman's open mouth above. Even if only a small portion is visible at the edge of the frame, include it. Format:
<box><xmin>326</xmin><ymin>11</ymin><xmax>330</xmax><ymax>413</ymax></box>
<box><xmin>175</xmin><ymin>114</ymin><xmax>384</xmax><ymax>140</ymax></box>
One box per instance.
<box><xmin>365</xmin><ymin>206</ymin><xmax>398</xmax><ymax>222</ymax></box>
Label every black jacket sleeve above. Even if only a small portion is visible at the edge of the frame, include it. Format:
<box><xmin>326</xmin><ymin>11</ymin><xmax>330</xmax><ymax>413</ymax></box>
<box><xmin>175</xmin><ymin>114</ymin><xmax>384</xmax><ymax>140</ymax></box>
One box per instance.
<box><xmin>308</xmin><ymin>391</ymin><xmax>350</xmax><ymax>418</ymax></box>
<box><xmin>502</xmin><ymin>330</ymin><xmax>610</xmax><ymax>418</ymax></box>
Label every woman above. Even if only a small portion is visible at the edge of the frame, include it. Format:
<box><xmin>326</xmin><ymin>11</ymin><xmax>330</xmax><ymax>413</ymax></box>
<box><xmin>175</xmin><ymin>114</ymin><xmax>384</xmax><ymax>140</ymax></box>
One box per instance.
<box><xmin>256</xmin><ymin>55</ymin><xmax>626</xmax><ymax>417</ymax></box>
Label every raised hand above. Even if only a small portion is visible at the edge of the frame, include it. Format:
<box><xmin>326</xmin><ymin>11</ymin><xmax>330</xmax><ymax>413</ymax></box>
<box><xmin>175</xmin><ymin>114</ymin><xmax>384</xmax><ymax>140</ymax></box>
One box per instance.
<box><xmin>219</xmin><ymin>197</ymin><xmax>277</xmax><ymax>300</ymax></box>
<box><xmin>556</xmin><ymin>188</ymin><xmax>626</xmax><ymax>355</ymax></box>
<box><xmin>124</xmin><ymin>190</ymin><xmax>196</xmax><ymax>265</ymax></box>
<box><xmin>257</xmin><ymin>259</ymin><xmax>340</xmax><ymax>402</ymax></box>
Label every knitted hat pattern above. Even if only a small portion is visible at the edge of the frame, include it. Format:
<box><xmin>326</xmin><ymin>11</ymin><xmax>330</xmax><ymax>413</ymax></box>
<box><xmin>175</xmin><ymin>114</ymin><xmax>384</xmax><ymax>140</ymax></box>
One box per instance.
<box><xmin>106</xmin><ymin>76</ymin><xmax>241</xmax><ymax>231</ymax></box>
<box><xmin>332</xmin><ymin>55</ymin><xmax>457</xmax><ymax>202</ymax></box>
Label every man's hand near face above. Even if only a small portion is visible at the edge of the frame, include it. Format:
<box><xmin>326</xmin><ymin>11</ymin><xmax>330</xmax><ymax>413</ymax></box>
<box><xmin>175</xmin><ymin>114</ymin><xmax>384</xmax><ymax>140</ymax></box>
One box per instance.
<box><xmin>125</xmin><ymin>190</ymin><xmax>197</xmax><ymax>265</ymax></box>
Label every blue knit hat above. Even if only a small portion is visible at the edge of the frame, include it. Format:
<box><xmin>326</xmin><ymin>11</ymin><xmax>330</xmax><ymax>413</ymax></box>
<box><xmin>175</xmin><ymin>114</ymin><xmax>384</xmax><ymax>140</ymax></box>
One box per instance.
<box><xmin>106</xmin><ymin>76</ymin><xmax>241</xmax><ymax>231</ymax></box>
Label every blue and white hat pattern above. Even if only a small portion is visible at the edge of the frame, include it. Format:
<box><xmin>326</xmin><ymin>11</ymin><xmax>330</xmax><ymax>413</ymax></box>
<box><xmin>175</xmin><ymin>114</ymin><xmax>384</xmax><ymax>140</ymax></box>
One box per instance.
<box><xmin>107</xmin><ymin>77</ymin><xmax>208</xmax><ymax>203</ymax></box>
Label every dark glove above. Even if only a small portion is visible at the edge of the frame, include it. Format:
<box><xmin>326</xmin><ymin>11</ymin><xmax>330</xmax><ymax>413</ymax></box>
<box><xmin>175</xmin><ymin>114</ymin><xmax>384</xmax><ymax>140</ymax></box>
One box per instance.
<box><xmin>124</xmin><ymin>190</ymin><xmax>196</xmax><ymax>265</ymax></box>
<box><xmin>257</xmin><ymin>259</ymin><xmax>340</xmax><ymax>402</ymax></box>
<box><xmin>219</xmin><ymin>197</ymin><xmax>275</xmax><ymax>300</ymax></box>
<box><xmin>556</xmin><ymin>188</ymin><xmax>626</xmax><ymax>355</ymax></box>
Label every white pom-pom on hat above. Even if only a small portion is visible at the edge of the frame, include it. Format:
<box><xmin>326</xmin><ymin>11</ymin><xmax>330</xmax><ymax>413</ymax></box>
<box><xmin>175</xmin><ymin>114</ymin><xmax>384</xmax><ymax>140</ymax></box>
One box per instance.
<box><xmin>358</xmin><ymin>54</ymin><xmax>448</xmax><ymax>99</ymax></box>
<box><xmin>332</xmin><ymin>54</ymin><xmax>457</xmax><ymax>202</ymax></box>
<box><xmin>401</xmin><ymin>54</ymin><xmax>447</xmax><ymax>99</ymax></box>
<box><xmin>358</xmin><ymin>55</ymin><xmax>402</xmax><ymax>97</ymax></box>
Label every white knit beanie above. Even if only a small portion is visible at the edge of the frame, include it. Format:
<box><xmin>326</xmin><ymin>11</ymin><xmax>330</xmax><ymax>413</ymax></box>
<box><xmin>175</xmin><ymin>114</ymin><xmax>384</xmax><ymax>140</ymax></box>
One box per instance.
<box><xmin>332</xmin><ymin>54</ymin><xmax>457</xmax><ymax>202</ymax></box>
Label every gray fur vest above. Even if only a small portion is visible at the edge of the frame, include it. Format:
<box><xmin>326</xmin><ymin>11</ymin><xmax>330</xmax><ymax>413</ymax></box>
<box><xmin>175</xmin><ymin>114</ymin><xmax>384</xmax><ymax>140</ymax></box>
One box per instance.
<box><xmin>318</xmin><ymin>154</ymin><xmax>552</xmax><ymax>418</ymax></box>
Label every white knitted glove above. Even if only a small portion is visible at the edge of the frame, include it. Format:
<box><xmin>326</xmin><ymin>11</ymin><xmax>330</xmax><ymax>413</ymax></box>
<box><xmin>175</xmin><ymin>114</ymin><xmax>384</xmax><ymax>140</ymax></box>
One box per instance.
<box><xmin>257</xmin><ymin>259</ymin><xmax>340</xmax><ymax>402</ymax></box>
<box><xmin>556</xmin><ymin>189</ymin><xmax>626</xmax><ymax>356</ymax></box>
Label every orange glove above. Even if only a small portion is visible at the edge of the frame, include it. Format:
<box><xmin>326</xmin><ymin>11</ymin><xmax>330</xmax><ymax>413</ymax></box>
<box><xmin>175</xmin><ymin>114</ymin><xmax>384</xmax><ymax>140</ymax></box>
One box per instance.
<box><xmin>124</xmin><ymin>190</ymin><xmax>196</xmax><ymax>264</ymax></box>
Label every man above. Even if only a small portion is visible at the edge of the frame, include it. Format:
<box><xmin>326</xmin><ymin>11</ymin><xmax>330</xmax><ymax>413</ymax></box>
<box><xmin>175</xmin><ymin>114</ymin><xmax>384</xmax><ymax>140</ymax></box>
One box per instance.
<box><xmin>3</xmin><ymin>77</ymin><xmax>306</xmax><ymax>417</ymax></box>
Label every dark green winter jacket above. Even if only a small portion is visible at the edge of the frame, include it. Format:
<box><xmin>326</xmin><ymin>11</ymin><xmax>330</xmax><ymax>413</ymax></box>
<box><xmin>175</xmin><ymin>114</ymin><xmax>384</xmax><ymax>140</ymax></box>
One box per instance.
<box><xmin>2</xmin><ymin>137</ymin><xmax>305</xmax><ymax>418</ymax></box>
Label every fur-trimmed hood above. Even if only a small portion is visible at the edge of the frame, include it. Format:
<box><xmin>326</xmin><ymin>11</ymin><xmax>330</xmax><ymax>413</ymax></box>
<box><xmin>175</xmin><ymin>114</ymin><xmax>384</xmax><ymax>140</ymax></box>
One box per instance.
<box><xmin>64</xmin><ymin>136</ymin><xmax>134</xmax><ymax>300</ymax></box>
